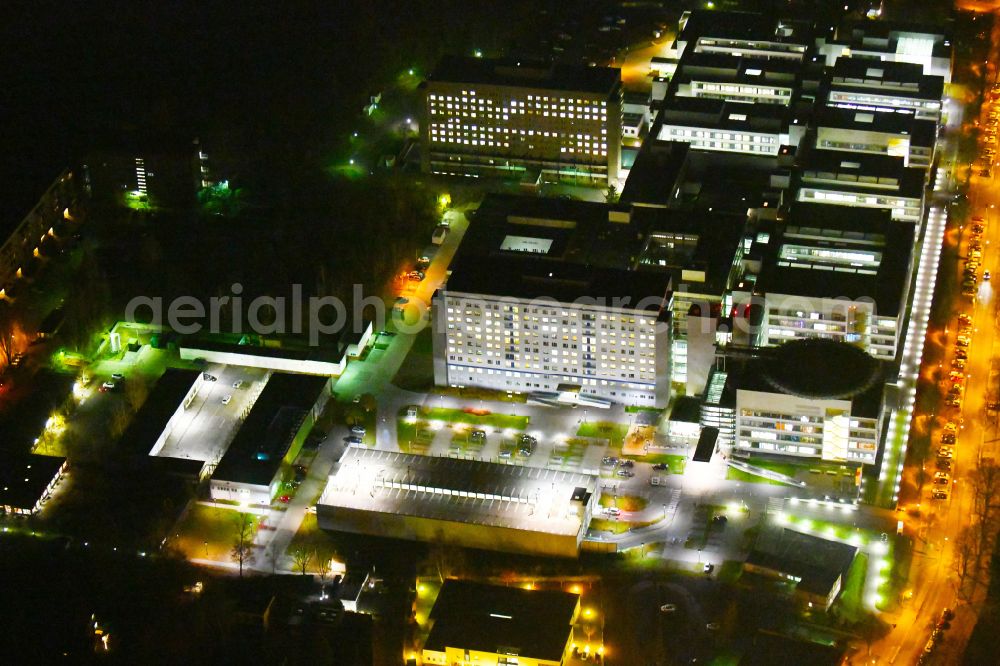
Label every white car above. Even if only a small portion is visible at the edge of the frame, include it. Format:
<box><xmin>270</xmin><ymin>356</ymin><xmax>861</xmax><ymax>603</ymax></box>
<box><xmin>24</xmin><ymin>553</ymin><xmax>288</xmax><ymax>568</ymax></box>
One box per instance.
<box><xmin>221</xmin><ymin>394</ymin><xmax>232</xmax><ymax>405</ymax></box>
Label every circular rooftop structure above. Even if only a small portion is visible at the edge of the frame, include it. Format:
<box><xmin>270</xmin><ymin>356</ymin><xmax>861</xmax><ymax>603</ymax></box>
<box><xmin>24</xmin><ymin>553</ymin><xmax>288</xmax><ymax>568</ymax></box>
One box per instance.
<box><xmin>761</xmin><ymin>339</ymin><xmax>881</xmax><ymax>400</ymax></box>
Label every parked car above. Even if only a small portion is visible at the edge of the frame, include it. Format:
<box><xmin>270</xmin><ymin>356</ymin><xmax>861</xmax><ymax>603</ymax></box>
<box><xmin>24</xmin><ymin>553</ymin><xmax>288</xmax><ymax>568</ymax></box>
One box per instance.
<box><xmin>652</xmin><ymin>463</ymin><xmax>668</xmax><ymax>470</ymax></box>
<box><xmin>221</xmin><ymin>394</ymin><xmax>232</xmax><ymax>405</ymax></box>
<box><xmin>100</xmin><ymin>381</ymin><xmax>116</xmax><ymax>392</ymax></box>
<box><xmin>350</xmin><ymin>425</ymin><xmax>366</xmax><ymax>436</ymax></box>
<box><xmin>940</xmin><ymin>433</ymin><xmax>956</xmax><ymax>444</ymax></box>
<box><xmin>615</xmin><ymin>469</ymin><xmax>635</xmax><ymax>478</ymax></box>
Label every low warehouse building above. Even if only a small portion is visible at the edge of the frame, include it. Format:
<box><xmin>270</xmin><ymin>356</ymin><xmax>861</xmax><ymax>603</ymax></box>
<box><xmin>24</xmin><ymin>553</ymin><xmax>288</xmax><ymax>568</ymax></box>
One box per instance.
<box><xmin>421</xmin><ymin>579</ymin><xmax>581</xmax><ymax>666</ymax></box>
<box><xmin>210</xmin><ymin>373</ymin><xmax>332</xmax><ymax>505</ymax></box>
<box><xmin>317</xmin><ymin>448</ymin><xmax>600</xmax><ymax>558</ymax></box>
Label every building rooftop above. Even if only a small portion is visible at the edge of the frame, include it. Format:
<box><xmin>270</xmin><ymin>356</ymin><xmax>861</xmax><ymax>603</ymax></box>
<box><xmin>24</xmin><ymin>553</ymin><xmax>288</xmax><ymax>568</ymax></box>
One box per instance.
<box><xmin>212</xmin><ymin>373</ymin><xmax>328</xmax><ymax>487</ymax></box>
<box><xmin>426</xmin><ymin>55</ymin><xmax>621</xmax><ymax>96</ymax></box>
<box><xmin>0</xmin><ymin>453</ymin><xmax>64</xmax><ymax>512</ymax></box>
<box><xmin>672</xmin><ymin>51</ymin><xmax>802</xmax><ymax>88</ymax></box>
<box><xmin>815</xmin><ymin>106</ymin><xmax>937</xmax><ymax>146</ymax></box>
<box><xmin>424</xmin><ymin>579</ymin><xmax>579</xmax><ymax>661</ymax></box>
<box><xmin>318</xmin><ymin>448</ymin><xmax>598</xmax><ymax>538</ymax></box>
<box><xmin>751</xmin><ymin>202</ymin><xmax>914</xmax><ymax>317</ymax></box>
<box><xmin>712</xmin><ymin>343</ymin><xmax>887</xmax><ymax>418</ymax></box>
<box><xmin>795</xmin><ymin>148</ymin><xmax>926</xmax><ymax>201</ymax></box>
<box><xmin>693</xmin><ymin>427</ymin><xmax>718</xmax><ymax>463</ymax></box>
<box><xmin>181</xmin><ymin>337</ymin><xmax>346</xmax><ymax>364</ymax></box>
<box><xmin>446</xmin><ymin>194</ymin><xmax>672</xmax><ymax>310</ymax></box>
<box><xmin>756</xmin><ymin>339</ymin><xmax>883</xmax><ymax>401</ymax></box>
<box><xmin>118</xmin><ymin>368</ymin><xmax>200</xmax><ymax>457</ymax></box>
<box><xmin>619</xmin><ymin>140</ymin><xmax>690</xmax><ymax>207</ymax></box>
<box><xmin>658</xmin><ymin>96</ymin><xmax>790</xmax><ymax>135</ymax></box>
<box><xmin>747</xmin><ymin>526</ymin><xmax>858</xmax><ymax>595</ymax></box>
<box><xmin>827</xmin><ymin>57</ymin><xmax>944</xmax><ymax>101</ymax></box>
<box><xmin>830</xmin><ymin>20</ymin><xmax>952</xmax><ymax>60</ymax></box>
<box><xmin>677</xmin><ymin>10</ymin><xmax>815</xmax><ymax>51</ymax></box>
<box><xmin>632</xmin><ymin>207</ymin><xmax>745</xmax><ymax>298</ymax></box>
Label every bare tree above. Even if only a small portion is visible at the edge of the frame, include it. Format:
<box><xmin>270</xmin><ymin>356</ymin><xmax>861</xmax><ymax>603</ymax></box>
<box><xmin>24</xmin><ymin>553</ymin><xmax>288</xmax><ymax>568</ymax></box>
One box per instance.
<box><xmin>231</xmin><ymin>512</ymin><xmax>256</xmax><ymax>577</ymax></box>
<box><xmin>0</xmin><ymin>315</ymin><xmax>15</xmax><ymax>370</ymax></box>
<box><xmin>970</xmin><ymin>462</ymin><xmax>1000</xmax><ymax>572</ymax></box>
<box><xmin>292</xmin><ymin>547</ymin><xmax>312</xmax><ymax>575</ymax></box>
<box><xmin>954</xmin><ymin>526</ymin><xmax>981</xmax><ymax>602</ymax></box>
<box><xmin>123</xmin><ymin>376</ymin><xmax>150</xmax><ymax>413</ymax></box>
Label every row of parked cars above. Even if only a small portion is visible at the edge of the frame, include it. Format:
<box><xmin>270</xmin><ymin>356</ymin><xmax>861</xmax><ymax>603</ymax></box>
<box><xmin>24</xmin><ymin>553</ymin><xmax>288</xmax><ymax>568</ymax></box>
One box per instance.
<box><xmin>934</xmin><ymin>311</ymin><xmax>971</xmax><ymax>501</ymax></box>
<box><xmin>919</xmin><ymin>607</ymin><xmax>955</xmax><ymax>663</ymax></box>
<box><xmin>980</xmin><ymin>83</ymin><xmax>999</xmax><ymax>177</ymax></box>
<box><xmin>962</xmin><ymin>216</ymin><xmax>988</xmax><ymax>297</ymax></box>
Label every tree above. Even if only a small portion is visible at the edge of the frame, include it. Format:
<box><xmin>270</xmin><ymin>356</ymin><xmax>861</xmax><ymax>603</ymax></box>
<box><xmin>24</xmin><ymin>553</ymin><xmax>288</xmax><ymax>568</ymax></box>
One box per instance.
<box><xmin>425</xmin><ymin>531</ymin><xmax>466</xmax><ymax>583</ymax></box>
<box><xmin>605</xmin><ymin>184</ymin><xmax>619</xmax><ymax>203</ymax></box>
<box><xmin>954</xmin><ymin>526</ymin><xmax>981</xmax><ymax>602</ymax></box>
<box><xmin>359</xmin><ymin>393</ymin><xmax>377</xmax><ymax>414</ymax></box>
<box><xmin>230</xmin><ymin>512</ymin><xmax>256</xmax><ymax>578</ymax></box>
<box><xmin>124</xmin><ymin>376</ymin><xmax>150</xmax><ymax>413</ymax></box>
<box><xmin>292</xmin><ymin>547</ymin><xmax>312</xmax><ymax>575</ymax></box>
<box><xmin>970</xmin><ymin>462</ymin><xmax>1000</xmax><ymax>574</ymax></box>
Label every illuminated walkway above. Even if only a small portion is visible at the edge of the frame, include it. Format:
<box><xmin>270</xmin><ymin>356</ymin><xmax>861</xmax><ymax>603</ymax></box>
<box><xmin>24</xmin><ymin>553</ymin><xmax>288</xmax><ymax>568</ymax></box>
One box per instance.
<box><xmin>873</xmin><ymin>166</ymin><xmax>953</xmax><ymax>507</ymax></box>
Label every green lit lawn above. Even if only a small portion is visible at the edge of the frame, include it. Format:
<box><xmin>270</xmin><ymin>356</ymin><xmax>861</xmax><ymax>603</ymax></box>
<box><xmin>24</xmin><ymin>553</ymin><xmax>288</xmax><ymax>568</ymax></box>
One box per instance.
<box><xmin>396</xmin><ymin>420</ymin><xmax>434</xmax><ymax>454</ymax></box>
<box><xmin>590</xmin><ymin>518</ymin><xmax>655</xmax><ymax>535</ymax></box>
<box><xmin>449</xmin><ymin>432</ymin><xmax>485</xmax><ymax>457</ymax></box>
<box><xmin>725</xmin><ymin>468</ymin><xmax>785</xmax><ymax>486</ymax></box>
<box><xmin>411</xmin><ymin>407</ymin><xmax>529</xmax><ymax>431</ymax></box>
<box><xmin>625</xmin><ymin>452</ymin><xmax>687</xmax><ymax>474</ymax></box>
<box><xmin>599</xmin><ymin>495</ymin><xmax>649</xmax><ymax>512</ymax></box>
<box><xmin>288</xmin><ymin>513</ymin><xmax>341</xmax><ymax>565</ymax></box>
<box><xmin>173</xmin><ymin>504</ymin><xmax>259</xmax><ymax>561</ymax></box>
<box><xmin>779</xmin><ymin>513</ymin><xmax>871</xmax><ymax>545</ymax></box>
<box><xmin>432</xmin><ymin>386</ymin><xmax>528</xmax><ymax>403</ymax></box>
<box><xmin>836</xmin><ymin>553</ymin><xmax>869</xmax><ymax>622</ymax></box>
<box><xmin>549</xmin><ymin>438</ymin><xmax>588</xmax><ymax>470</ymax></box>
<box><xmin>577</xmin><ymin>421</ymin><xmax>629</xmax><ymax>445</ymax></box>
<box><xmin>685</xmin><ymin>504</ymin><xmax>726</xmax><ymax>550</ymax></box>
<box><xmin>717</xmin><ymin>560</ymin><xmax>744</xmax><ymax>585</ymax></box>
<box><xmin>625</xmin><ymin>406</ymin><xmax>664</xmax><ymax>415</ymax></box>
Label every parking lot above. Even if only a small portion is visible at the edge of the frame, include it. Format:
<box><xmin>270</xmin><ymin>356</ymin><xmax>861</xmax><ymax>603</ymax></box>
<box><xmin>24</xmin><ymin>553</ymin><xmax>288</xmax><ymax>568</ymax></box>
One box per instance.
<box><xmin>153</xmin><ymin>364</ymin><xmax>269</xmax><ymax>463</ymax></box>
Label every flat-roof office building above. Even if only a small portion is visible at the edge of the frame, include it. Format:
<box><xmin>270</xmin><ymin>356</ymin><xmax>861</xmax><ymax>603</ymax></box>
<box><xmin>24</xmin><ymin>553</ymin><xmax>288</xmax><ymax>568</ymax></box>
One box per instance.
<box><xmin>703</xmin><ymin>340</ymin><xmax>885</xmax><ymax>464</ymax></box>
<box><xmin>824</xmin><ymin>58</ymin><xmax>945</xmax><ymax>122</ymax></box>
<box><xmin>431</xmin><ymin>195</ymin><xmax>672</xmax><ymax>407</ymax></box>
<box><xmin>209</xmin><ymin>373</ymin><xmax>331</xmax><ymax>505</ymax></box>
<box><xmin>817</xmin><ymin>21</ymin><xmax>953</xmax><ymax>83</ymax></box>
<box><xmin>793</xmin><ymin>149</ymin><xmax>926</xmax><ymax>224</ymax></box>
<box><xmin>732</xmin><ymin>204</ymin><xmax>914</xmax><ymax>362</ymax></box>
<box><xmin>421</xmin><ymin>56</ymin><xmax>623</xmax><ymax>186</ymax></box>
<box><xmin>814</xmin><ymin>106</ymin><xmax>936</xmax><ymax>168</ymax></box>
<box><xmin>421</xmin><ymin>580</ymin><xmax>581</xmax><ymax>666</ymax></box>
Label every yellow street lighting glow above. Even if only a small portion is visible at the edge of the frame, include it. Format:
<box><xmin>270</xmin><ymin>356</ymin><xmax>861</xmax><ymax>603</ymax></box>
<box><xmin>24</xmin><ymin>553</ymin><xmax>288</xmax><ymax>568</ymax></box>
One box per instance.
<box><xmin>569</xmin><ymin>584</ymin><xmax>582</xmax><ymax>595</ymax></box>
